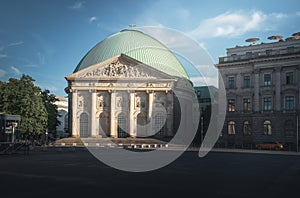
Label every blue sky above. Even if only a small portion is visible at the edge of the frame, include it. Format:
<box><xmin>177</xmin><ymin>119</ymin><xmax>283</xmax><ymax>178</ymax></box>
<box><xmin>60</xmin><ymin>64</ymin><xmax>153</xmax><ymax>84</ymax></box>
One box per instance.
<box><xmin>0</xmin><ymin>0</ymin><xmax>299</xmax><ymax>96</ymax></box>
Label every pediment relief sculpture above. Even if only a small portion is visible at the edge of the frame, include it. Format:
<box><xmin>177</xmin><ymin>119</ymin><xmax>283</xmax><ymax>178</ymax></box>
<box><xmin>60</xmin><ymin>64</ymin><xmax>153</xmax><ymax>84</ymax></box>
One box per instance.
<box><xmin>81</xmin><ymin>60</ymin><xmax>155</xmax><ymax>79</ymax></box>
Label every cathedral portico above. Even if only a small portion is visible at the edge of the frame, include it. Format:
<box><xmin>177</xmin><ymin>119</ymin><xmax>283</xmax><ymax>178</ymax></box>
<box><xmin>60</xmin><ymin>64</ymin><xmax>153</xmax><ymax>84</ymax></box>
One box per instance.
<box><xmin>65</xmin><ymin>29</ymin><xmax>195</xmax><ymax>140</ymax></box>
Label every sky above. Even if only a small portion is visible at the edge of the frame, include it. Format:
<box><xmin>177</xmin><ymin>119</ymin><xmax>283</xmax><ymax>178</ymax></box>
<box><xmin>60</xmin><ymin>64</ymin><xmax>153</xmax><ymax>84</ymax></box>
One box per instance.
<box><xmin>0</xmin><ymin>0</ymin><xmax>299</xmax><ymax>96</ymax></box>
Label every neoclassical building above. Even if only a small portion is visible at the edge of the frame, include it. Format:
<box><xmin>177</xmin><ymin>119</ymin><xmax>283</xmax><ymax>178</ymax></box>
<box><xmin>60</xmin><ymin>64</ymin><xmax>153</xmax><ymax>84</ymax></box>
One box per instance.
<box><xmin>65</xmin><ymin>29</ymin><xmax>195</xmax><ymax>139</ymax></box>
<box><xmin>216</xmin><ymin>37</ymin><xmax>300</xmax><ymax>148</ymax></box>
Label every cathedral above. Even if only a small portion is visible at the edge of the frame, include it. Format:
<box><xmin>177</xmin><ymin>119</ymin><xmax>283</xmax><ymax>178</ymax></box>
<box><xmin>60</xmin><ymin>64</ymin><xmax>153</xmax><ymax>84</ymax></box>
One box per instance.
<box><xmin>65</xmin><ymin>29</ymin><xmax>195</xmax><ymax>139</ymax></box>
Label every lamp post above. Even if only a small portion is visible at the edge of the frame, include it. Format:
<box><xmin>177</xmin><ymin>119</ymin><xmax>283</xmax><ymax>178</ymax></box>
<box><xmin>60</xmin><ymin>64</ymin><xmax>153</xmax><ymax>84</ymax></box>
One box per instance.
<box><xmin>200</xmin><ymin>116</ymin><xmax>204</xmax><ymax>144</ymax></box>
<box><xmin>45</xmin><ymin>129</ymin><xmax>48</xmax><ymax>146</ymax></box>
<box><xmin>12</xmin><ymin>122</ymin><xmax>18</xmax><ymax>144</ymax></box>
<box><xmin>297</xmin><ymin>114</ymin><xmax>299</xmax><ymax>153</ymax></box>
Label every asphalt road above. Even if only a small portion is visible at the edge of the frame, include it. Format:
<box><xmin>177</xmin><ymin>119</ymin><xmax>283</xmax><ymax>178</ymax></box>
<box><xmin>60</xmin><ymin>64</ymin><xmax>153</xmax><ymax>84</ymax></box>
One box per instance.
<box><xmin>0</xmin><ymin>148</ymin><xmax>300</xmax><ymax>198</ymax></box>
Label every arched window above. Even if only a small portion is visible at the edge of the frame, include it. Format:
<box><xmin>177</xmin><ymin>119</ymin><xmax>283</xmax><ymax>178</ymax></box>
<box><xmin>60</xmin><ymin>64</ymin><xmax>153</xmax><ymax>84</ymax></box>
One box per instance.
<box><xmin>79</xmin><ymin>112</ymin><xmax>89</xmax><ymax>137</ymax></box>
<box><xmin>228</xmin><ymin>121</ymin><xmax>236</xmax><ymax>135</ymax></box>
<box><xmin>285</xmin><ymin>120</ymin><xmax>294</xmax><ymax>136</ymax></box>
<box><xmin>117</xmin><ymin>113</ymin><xmax>128</xmax><ymax>138</ymax></box>
<box><xmin>137</xmin><ymin>113</ymin><xmax>147</xmax><ymax>137</ymax></box>
<box><xmin>243</xmin><ymin>121</ymin><xmax>251</xmax><ymax>135</ymax></box>
<box><xmin>153</xmin><ymin>113</ymin><xmax>166</xmax><ymax>137</ymax></box>
<box><xmin>99</xmin><ymin>112</ymin><xmax>110</xmax><ymax>137</ymax></box>
<box><xmin>263</xmin><ymin>120</ymin><xmax>272</xmax><ymax>135</ymax></box>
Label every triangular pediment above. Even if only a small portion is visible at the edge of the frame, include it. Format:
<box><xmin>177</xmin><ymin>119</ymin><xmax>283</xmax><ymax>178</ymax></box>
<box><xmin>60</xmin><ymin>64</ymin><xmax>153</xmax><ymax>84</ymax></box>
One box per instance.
<box><xmin>65</xmin><ymin>54</ymin><xmax>175</xmax><ymax>81</ymax></box>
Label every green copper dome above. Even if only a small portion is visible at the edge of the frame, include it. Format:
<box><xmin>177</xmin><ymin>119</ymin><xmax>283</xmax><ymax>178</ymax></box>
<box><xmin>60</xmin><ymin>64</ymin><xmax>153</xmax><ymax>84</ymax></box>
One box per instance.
<box><xmin>74</xmin><ymin>29</ymin><xmax>189</xmax><ymax>79</ymax></box>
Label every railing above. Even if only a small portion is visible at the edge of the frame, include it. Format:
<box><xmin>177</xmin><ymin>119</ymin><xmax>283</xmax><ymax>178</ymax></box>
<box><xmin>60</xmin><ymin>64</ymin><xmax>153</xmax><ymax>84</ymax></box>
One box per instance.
<box><xmin>219</xmin><ymin>46</ymin><xmax>300</xmax><ymax>63</ymax></box>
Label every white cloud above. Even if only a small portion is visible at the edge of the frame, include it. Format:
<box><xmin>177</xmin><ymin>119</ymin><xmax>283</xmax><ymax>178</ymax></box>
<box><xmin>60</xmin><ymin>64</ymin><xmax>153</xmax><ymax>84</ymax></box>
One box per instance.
<box><xmin>177</xmin><ymin>8</ymin><xmax>190</xmax><ymax>20</ymax></box>
<box><xmin>24</xmin><ymin>64</ymin><xmax>39</xmax><ymax>68</ymax></box>
<box><xmin>36</xmin><ymin>83</ymin><xmax>57</xmax><ymax>92</ymax></box>
<box><xmin>37</xmin><ymin>52</ymin><xmax>45</xmax><ymax>65</ymax></box>
<box><xmin>0</xmin><ymin>54</ymin><xmax>7</xmax><ymax>58</ymax></box>
<box><xmin>89</xmin><ymin>16</ymin><xmax>97</xmax><ymax>23</ymax></box>
<box><xmin>11</xmin><ymin>66</ymin><xmax>21</xmax><ymax>75</ymax></box>
<box><xmin>0</xmin><ymin>69</ymin><xmax>6</xmax><ymax>78</ymax></box>
<box><xmin>189</xmin><ymin>10</ymin><xmax>267</xmax><ymax>38</ymax></box>
<box><xmin>270</xmin><ymin>13</ymin><xmax>287</xmax><ymax>19</ymax></box>
<box><xmin>296</xmin><ymin>11</ymin><xmax>300</xmax><ymax>16</ymax></box>
<box><xmin>70</xmin><ymin>1</ymin><xmax>85</xmax><ymax>9</ymax></box>
<box><xmin>8</xmin><ymin>41</ymin><xmax>24</xmax><ymax>47</ymax></box>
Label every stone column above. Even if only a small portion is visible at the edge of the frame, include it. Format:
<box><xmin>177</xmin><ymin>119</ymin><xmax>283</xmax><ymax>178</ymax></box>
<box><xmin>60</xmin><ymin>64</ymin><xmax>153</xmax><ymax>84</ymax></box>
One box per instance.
<box><xmin>129</xmin><ymin>92</ymin><xmax>135</xmax><ymax>137</ymax></box>
<box><xmin>147</xmin><ymin>91</ymin><xmax>154</xmax><ymax>135</ymax></box>
<box><xmin>71</xmin><ymin>90</ymin><xmax>78</xmax><ymax>137</ymax></box>
<box><xmin>275</xmin><ymin>68</ymin><xmax>281</xmax><ymax>111</ymax></box>
<box><xmin>254</xmin><ymin>69</ymin><xmax>260</xmax><ymax>112</ymax></box>
<box><xmin>110</xmin><ymin>91</ymin><xmax>116</xmax><ymax>138</ymax></box>
<box><xmin>90</xmin><ymin>91</ymin><xmax>97</xmax><ymax>137</ymax></box>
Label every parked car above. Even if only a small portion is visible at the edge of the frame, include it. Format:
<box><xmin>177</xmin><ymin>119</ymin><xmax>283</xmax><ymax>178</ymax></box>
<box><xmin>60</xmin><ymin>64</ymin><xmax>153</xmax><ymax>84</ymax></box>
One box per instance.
<box><xmin>255</xmin><ymin>141</ymin><xmax>284</xmax><ymax>150</ymax></box>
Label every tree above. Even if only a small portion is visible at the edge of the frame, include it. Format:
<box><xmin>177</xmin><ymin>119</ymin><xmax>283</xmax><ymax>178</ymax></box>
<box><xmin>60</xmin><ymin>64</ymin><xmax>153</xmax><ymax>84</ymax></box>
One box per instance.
<box><xmin>41</xmin><ymin>89</ymin><xmax>60</xmax><ymax>134</ymax></box>
<box><xmin>0</xmin><ymin>74</ymin><xmax>48</xmax><ymax>138</ymax></box>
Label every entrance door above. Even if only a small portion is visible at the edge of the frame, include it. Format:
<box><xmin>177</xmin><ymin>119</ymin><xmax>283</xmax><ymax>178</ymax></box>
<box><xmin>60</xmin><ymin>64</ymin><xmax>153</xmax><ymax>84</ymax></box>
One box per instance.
<box><xmin>99</xmin><ymin>112</ymin><xmax>110</xmax><ymax>137</ymax></box>
<box><xmin>137</xmin><ymin>113</ymin><xmax>147</xmax><ymax>137</ymax></box>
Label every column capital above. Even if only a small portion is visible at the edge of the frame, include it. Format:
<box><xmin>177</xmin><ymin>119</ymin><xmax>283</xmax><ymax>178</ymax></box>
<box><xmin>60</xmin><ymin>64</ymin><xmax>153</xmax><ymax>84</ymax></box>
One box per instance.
<box><xmin>70</xmin><ymin>88</ymin><xmax>78</xmax><ymax>93</ymax></box>
<box><xmin>89</xmin><ymin>89</ymin><xmax>97</xmax><ymax>93</ymax></box>
<box><xmin>108</xmin><ymin>90</ymin><xmax>116</xmax><ymax>93</ymax></box>
<box><xmin>146</xmin><ymin>90</ymin><xmax>154</xmax><ymax>94</ymax></box>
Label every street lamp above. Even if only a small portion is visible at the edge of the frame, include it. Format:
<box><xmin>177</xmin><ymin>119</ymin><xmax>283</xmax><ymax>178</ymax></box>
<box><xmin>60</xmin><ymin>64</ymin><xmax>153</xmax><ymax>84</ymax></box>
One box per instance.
<box><xmin>297</xmin><ymin>114</ymin><xmax>299</xmax><ymax>153</ymax></box>
<box><xmin>12</xmin><ymin>122</ymin><xmax>18</xmax><ymax>144</ymax></box>
<box><xmin>45</xmin><ymin>129</ymin><xmax>48</xmax><ymax>145</ymax></box>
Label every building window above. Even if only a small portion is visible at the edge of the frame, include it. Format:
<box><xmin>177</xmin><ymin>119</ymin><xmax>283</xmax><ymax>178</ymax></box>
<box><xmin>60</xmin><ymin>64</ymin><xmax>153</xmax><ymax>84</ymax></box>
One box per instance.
<box><xmin>79</xmin><ymin>112</ymin><xmax>89</xmax><ymax>138</ymax></box>
<box><xmin>286</xmin><ymin>72</ymin><xmax>294</xmax><ymax>85</ymax></box>
<box><xmin>263</xmin><ymin>120</ymin><xmax>272</xmax><ymax>135</ymax></box>
<box><xmin>287</xmin><ymin>46</ymin><xmax>294</xmax><ymax>53</ymax></box>
<box><xmin>264</xmin><ymin>73</ymin><xmax>271</xmax><ymax>86</ymax></box>
<box><xmin>285</xmin><ymin>120</ymin><xmax>294</xmax><ymax>136</ymax></box>
<box><xmin>285</xmin><ymin>96</ymin><xmax>295</xmax><ymax>110</ymax></box>
<box><xmin>243</xmin><ymin>121</ymin><xmax>251</xmax><ymax>135</ymax></box>
<box><xmin>243</xmin><ymin>98</ymin><xmax>251</xmax><ymax>111</ymax></box>
<box><xmin>228</xmin><ymin>99</ymin><xmax>236</xmax><ymax>112</ymax></box>
<box><xmin>246</xmin><ymin>52</ymin><xmax>252</xmax><ymax>59</ymax></box>
<box><xmin>228</xmin><ymin>77</ymin><xmax>235</xmax><ymax>89</ymax></box>
<box><xmin>232</xmin><ymin>54</ymin><xmax>237</xmax><ymax>61</ymax></box>
<box><xmin>153</xmin><ymin>113</ymin><xmax>166</xmax><ymax>137</ymax></box>
<box><xmin>64</xmin><ymin>114</ymin><xmax>68</xmax><ymax>132</ymax></box>
<box><xmin>244</xmin><ymin>76</ymin><xmax>251</xmax><ymax>87</ymax></box>
<box><xmin>263</xmin><ymin>97</ymin><xmax>272</xmax><ymax>111</ymax></box>
<box><xmin>228</xmin><ymin>121</ymin><xmax>236</xmax><ymax>135</ymax></box>
<box><xmin>117</xmin><ymin>113</ymin><xmax>128</xmax><ymax>138</ymax></box>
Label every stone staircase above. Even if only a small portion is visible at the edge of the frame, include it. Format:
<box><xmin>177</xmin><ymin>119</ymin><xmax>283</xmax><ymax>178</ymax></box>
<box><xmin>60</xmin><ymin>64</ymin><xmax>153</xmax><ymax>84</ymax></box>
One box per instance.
<box><xmin>51</xmin><ymin>137</ymin><xmax>169</xmax><ymax>148</ymax></box>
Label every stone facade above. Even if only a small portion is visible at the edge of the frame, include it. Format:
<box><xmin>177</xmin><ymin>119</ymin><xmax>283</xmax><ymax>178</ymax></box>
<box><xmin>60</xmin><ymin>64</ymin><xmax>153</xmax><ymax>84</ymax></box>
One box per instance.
<box><xmin>54</xmin><ymin>96</ymin><xmax>69</xmax><ymax>138</ymax></box>
<box><xmin>65</xmin><ymin>54</ymin><xmax>194</xmax><ymax>139</ymax></box>
<box><xmin>216</xmin><ymin>39</ymin><xmax>300</xmax><ymax>148</ymax></box>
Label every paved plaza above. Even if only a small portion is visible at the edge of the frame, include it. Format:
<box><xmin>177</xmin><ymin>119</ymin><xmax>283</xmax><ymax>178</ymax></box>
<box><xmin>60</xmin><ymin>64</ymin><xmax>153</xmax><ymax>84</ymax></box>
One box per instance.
<box><xmin>0</xmin><ymin>148</ymin><xmax>300</xmax><ymax>198</ymax></box>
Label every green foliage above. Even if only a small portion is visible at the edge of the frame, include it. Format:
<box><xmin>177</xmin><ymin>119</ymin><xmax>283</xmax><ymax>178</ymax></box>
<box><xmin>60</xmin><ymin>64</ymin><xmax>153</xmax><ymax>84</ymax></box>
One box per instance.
<box><xmin>0</xmin><ymin>74</ymin><xmax>50</xmax><ymax>137</ymax></box>
<box><xmin>41</xmin><ymin>90</ymin><xmax>60</xmax><ymax>133</ymax></box>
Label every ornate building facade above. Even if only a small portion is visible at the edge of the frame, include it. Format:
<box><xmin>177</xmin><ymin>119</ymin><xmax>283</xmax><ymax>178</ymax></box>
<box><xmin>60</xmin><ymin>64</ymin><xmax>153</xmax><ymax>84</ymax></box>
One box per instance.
<box><xmin>216</xmin><ymin>38</ymin><xmax>300</xmax><ymax>148</ymax></box>
<box><xmin>65</xmin><ymin>30</ymin><xmax>194</xmax><ymax>139</ymax></box>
